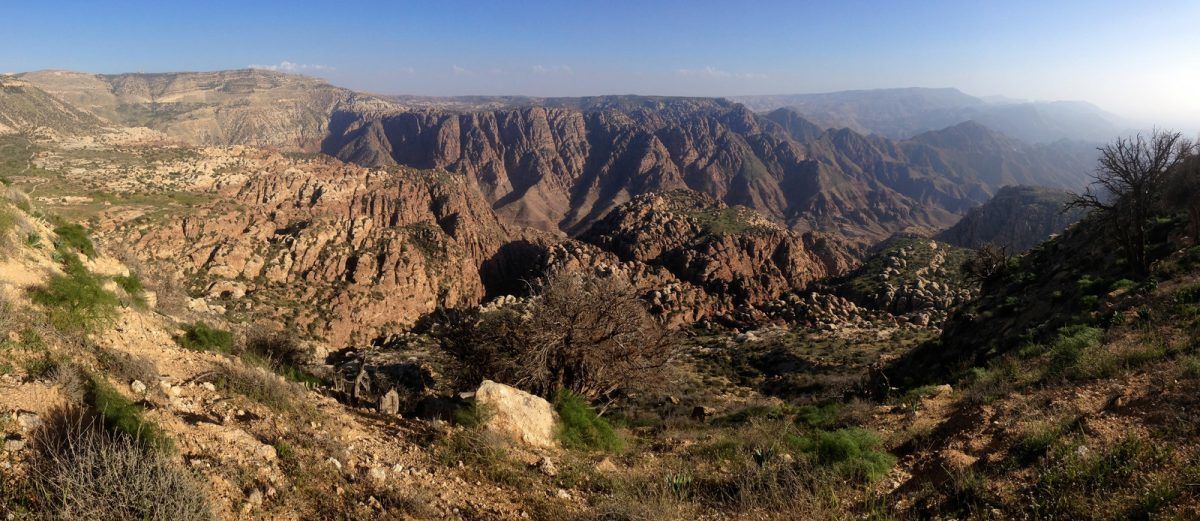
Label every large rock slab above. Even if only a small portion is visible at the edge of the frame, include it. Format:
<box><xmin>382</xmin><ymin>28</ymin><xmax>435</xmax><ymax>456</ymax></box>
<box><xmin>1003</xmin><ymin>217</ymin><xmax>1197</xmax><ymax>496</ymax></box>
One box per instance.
<box><xmin>474</xmin><ymin>380</ymin><xmax>558</xmax><ymax>449</ymax></box>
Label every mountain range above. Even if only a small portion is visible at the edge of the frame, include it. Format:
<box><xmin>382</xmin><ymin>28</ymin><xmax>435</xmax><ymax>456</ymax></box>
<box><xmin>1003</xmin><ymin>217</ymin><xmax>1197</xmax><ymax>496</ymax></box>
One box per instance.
<box><xmin>7</xmin><ymin>69</ymin><xmax>1100</xmax><ymax>251</ymax></box>
<box><xmin>732</xmin><ymin>87</ymin><xmax>1127</xmax><ymax>144</ymax></box>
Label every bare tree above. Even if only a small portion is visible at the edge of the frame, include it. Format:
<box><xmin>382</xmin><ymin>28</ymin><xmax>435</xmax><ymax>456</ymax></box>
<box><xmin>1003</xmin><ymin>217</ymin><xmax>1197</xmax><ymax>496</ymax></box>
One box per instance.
<box><xmin>961</xmin><ymin>243</ymin><xmax>1010</xmax><ymax>285</ymax></box>
<box><xmin>1163</xmin><ymin>154</ymin><xmax>1200</xmax><ymax>245</ymax></box>
<box><xmin>434</xmin><ymin>270</ymin><xmax>676</xmax><ymax>401</ymax></box>
<box><xmin>1068</xmin><ymin>130</ymin><xmax>1195</xmax><ymax>272</ymax></box>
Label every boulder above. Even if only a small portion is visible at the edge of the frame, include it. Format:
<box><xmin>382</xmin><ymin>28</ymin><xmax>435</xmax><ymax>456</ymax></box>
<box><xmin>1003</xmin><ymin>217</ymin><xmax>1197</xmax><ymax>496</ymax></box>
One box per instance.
<box><xmin>474</xmin><ymin>380</ymin><xmax>558</xmax><ymax>449</ymax></box>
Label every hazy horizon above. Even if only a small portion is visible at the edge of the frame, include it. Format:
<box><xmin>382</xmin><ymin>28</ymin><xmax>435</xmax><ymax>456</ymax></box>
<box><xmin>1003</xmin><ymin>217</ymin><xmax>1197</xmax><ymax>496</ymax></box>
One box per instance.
<box><xmin>3</xmin><ymin>0</ymin><xmax>1198</xmax><ymax>131</ymax></box>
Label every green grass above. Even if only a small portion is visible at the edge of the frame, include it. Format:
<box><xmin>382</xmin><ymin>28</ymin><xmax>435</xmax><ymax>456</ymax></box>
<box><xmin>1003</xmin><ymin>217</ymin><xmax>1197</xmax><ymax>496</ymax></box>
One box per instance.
<box><xmin>793</xmin><ymin>428</ymin><xmax>896</xmax><ymax>482</ymax></box>
<box><xmin>22</xmin><ymin>352</ymin><xmax>59</xmax><ymax>379</ymax></box>
<box><xmin>29</xmin><ymin>252</ymin><xmax>119</xmax><ymax>334</ymax></box>
<box><xmin>86</xmin><ymin>373</ymin><xmax>171</xmax><ymax>451</ymax></box>
<box><xmin>794</xmin><ymin>403</ymin><xmax>842</xmax><ymax>430</ymax></box>
<box><xmin>174</xmin><ymin>322</ymin><xmax>234</xmax><ymax>353</ymax></box>
<box><xmin>554</xmin><ymin>390</ymin><xmax>623</xmax><ymax>452</ymax></box>
<box><xmin>52</xmin><ymin>223</ymin><xmax>96</xmax><ymax>258</ymax></box>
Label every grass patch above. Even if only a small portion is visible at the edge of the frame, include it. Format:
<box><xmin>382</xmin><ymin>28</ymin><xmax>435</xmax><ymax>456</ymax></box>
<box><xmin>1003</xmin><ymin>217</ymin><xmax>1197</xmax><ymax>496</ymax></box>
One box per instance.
<box><xmin>205</xmin><ymin>362</ymin><xmax>304</xmax><ymax>414</ymax></box>
<box><xmin>29</xmin><ymin>251</ymin><xmax>118</xmax><ymax>334</ymax></box>
<box><xmin>554</xmin><ymin>390</ymin><xmax>623</xmax><ymax>452</ymax></box>
<box><xmin>793</xmin><ymin>428</ymin><xmax>896</xmax><ymax>482</ymax></box>
<box><xmin>52</xmin><ymin>222</ymin><xmax>96</xmax><ymax>258</ymax></box>
<box><xmin>85</xmin><ymin>372</ymin><xmax>171</xmax><ymax>451</ymax></box>
<box><xmin>174</xmin><ymin>321</ymin><xmax>234</xmax><ymax>353</ymax></box>
<box><xmin>113</xmin><ymin>273</ymin><xmax>148</xmax><ymax>308</ymax></box>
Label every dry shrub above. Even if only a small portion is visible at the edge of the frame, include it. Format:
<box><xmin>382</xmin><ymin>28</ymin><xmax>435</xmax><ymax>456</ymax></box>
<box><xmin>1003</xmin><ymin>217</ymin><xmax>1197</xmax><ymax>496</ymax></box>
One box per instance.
<box><xmin>244</xmin><ymin>331</ymin><xmax>310</xmax><ymax>368</ymax></box>
<box><xmin>96</xmin><ymin>348</ymin><xmax>160</xmax><ymax>387</ymax></box>
<box><xmin>434</xmin><ymin>271</ymin><xmax>676</xmax><ymax>400</ymax></box>
<box><xmin>26</xmin><ymin>407</ymin><xmax>213</xmax><ymax>520</ymax></box>
<box><xmin>204</xmin><ymin>361</ymin><xmax>308</xmax><ymax>414</ymax></box>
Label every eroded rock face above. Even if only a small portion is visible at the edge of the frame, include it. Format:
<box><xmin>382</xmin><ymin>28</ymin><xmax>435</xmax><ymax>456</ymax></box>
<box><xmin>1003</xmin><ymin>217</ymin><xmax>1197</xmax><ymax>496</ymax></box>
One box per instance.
<box><xmin>579</xmin><ymin>190</ymin><xmax>854</xmax><ymax>309</ymax></box>
<box><xmin>474</xmin><ymin>380</ymin><xmax>558</xmax><ymax>449</ymax></box>
<box><xmin>322</xmin><ymin>99</ymin><xmax>975</xmax><ymax>246</ymax></box>
<box><xmin>121</xmin><ymin>152</ymin><xmax>517</xmax><ymax>346</ymax></box>
<box><xmin>936</xmin><ymin>185</ymin><xmax>1086</xmax><ymax>252</ymax></box>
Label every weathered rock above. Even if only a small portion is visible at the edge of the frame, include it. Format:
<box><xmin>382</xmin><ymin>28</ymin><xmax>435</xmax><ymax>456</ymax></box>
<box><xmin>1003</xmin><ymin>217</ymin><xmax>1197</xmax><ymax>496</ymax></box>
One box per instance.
<box><xmin>474</xmin><ymin>380</ymin><xmax>558</xmax><ymax>449</ymax></box>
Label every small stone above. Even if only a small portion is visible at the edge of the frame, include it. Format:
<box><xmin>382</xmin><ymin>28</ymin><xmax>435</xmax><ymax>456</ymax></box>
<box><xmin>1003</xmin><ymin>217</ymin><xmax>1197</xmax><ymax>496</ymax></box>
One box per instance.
<box><xmin>201</xmin><ymin>382</ymin><xmax>217</xmax><ymax>392</ymax></box>
<box><xmin>247</xmin><ymin>489</ymin><xmax>263</xmax><ymax>507</ymax></box>
<box><xmin>3</xmin><ymin>439</ymin><xmax>25</xmax><ymax>452</ymax></box>
<box><xmin>327</xmin><ymin>457</ymin><xmax>343</xmax><ymax>471</ymax></box>
<box><xmin>555</xmin><ymin>489</ymin><xmax>571</xmax><ymax>500</ymax></box>
<box><xmin>368</xmin><ymin>467</ymin><xmax>388</xmax><ymax>483</ymax></box>
<box><xmin>594</xmin><ymin>457</ymin><xmax>618</xmax><ymax>473</ymax></box>
<box><xmin>15</xmin><ymin>412</ymin><xmax>41</xmax><ymax>432</ymax></box>
<box><xmin>131</xmin><ymin>380</ymin><xmax>147</xmax><ymax>394</ymax></box>
<box><xmin>537</xmin><ymin>457</ymin><xmax>558</xmax><ymax>477</ymax></box>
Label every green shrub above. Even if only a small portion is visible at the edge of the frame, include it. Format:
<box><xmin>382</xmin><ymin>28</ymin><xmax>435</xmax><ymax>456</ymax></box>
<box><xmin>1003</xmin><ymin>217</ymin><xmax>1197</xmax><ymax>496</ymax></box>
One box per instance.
<box><xmin>1079</xmin><ymin>294</ymin><xmax>1100</xmax><ymax>309</ymax></box>
<box><xmin>112</xmin><ymin>272</ymin><xmax>147</xmax><ymax>304</ymax></box>
<box><xmin>53</xmin><ymin>223</ymin><xmax>96</xmax><ymax>258</ymax></box>
<box><xmin>175</xmin><ymin>322</ymin><xmax>234</xmax><ymax>353</ymax></box>
<box><xmin>29</xmin><ymin>253</ymin><xmax>118</xmax><ymax>333</ymax></box>
<box><xmin>451</xmin><ymin>401</ymin><xmax>489</xmax><ymax>429</ymax></box>
<box><xmin>714</xmin><ymin>404</ymin><xmax>792</xmax><ymax>426</ymax></box>
<box><xmin>794</xmin><ymin>428</ymin><xmax>896</xmax><ymax>482</ymax></box>
<box><xmin>1110</xmin><ymin>279</ymin><xmax>1138</xmax><ymax>292</ymax></box>
<box><xmin>25</xmin><ymin>232</ymin><xmax>40</xmax><ymax>248</ymax></box>
<box><xmin>554</xmin><ymin>390</ymin><xmax>623</xmax><ymax>452</ymax></box>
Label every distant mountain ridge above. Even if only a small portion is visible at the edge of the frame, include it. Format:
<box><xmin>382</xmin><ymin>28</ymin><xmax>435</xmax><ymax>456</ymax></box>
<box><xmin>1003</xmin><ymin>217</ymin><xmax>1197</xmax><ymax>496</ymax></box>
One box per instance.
<box><xmin>8</xmin><ymin>70</ymin><xmax>1100</xmax><ymax>251</ymax></box>
<box><xmin>732</xmin><ymin>87</ymin><xmax>1126</xmax><ymax>144</ymax></box>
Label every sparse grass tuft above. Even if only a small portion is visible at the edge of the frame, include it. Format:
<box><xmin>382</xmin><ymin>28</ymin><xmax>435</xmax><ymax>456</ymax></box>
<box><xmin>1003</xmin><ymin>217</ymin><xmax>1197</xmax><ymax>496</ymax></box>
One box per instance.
<box><xmin>97</xmin><ymin>349</ymin><xmax>159</xmax><ymax>387</ymax></box>
<box><xmin>206</xmin><ymin>362</ymin><xmax>305</xmax><ymax>414</ymax></box>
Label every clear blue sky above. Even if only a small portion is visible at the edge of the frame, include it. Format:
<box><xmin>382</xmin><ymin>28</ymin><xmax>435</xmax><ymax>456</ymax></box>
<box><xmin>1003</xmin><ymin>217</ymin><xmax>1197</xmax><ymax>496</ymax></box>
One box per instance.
<box><xmin>2</xmin><ymin>0</ymin><xmax>1198</xmax><ymax>126</ymax></box>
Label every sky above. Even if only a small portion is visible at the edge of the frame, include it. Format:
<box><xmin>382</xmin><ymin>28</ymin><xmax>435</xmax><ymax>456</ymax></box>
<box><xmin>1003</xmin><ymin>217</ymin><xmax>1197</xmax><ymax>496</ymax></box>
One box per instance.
<box><xmin>2</xmin><ymin>0</ymin><xmax>1198</xmax><ymax>129</ymax></box>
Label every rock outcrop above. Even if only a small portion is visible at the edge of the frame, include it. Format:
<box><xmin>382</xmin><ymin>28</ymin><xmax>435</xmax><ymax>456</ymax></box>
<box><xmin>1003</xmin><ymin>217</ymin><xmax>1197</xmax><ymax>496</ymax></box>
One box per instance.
<box><xmin>936</xmin><ymin>185</ymin><xmax>1086</xmax><ymax>252</ymax></box>
<box><xmin>579</xmin><ymin>190</ymin><xmax>853</xmax><ymax>308</ymax></box>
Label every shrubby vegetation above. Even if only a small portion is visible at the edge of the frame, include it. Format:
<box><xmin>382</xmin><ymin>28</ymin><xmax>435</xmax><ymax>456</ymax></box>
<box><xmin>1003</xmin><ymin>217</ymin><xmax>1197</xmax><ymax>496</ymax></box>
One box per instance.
<box><xmin>30</xmin><ymin>250</ymin><xmax>118</xmax><ymax>333</ymax></box>
<box><xmin>432</xmin><ymin>270</ymin><xmax>675</xmax><ymax>401</ymax></box>
<box><xmin>25</xmin><ymin>407</ymin><xmax>210</xmax><ymax>520</ymax></box>
<box><xmin>174</xmin><ymin>321</ymin><xmax>234</xmax><ymax>352</ymax></box>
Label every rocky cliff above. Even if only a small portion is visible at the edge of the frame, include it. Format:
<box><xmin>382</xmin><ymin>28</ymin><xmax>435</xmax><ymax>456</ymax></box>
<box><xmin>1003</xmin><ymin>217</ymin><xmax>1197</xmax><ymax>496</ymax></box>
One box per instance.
<box><xmin>579</xmin><ymin>190</ymin><xmax>853</xmax><ymax>308</ymax></box>
<box><xmin>19</xmin><ymin>69</ymin><xmax>394</xmax><ymax>150</ymax></box>
<box><xmin>323</xmin><ymin>98</ymin><xmax>1093</xmax><ymax>248</ymax></box>
<box><xmin>936</xmin><ymin>184</ymin><xmax>1086</xmax><ymax>252</ymax></box>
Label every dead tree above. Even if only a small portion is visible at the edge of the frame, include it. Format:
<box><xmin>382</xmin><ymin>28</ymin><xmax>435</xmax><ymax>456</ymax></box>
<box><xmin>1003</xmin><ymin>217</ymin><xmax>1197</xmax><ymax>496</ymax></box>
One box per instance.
<box><xmin>1068</xmin><ymin>130</ymin><xmax>1195</xmax><ymax>272</ymax></box>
